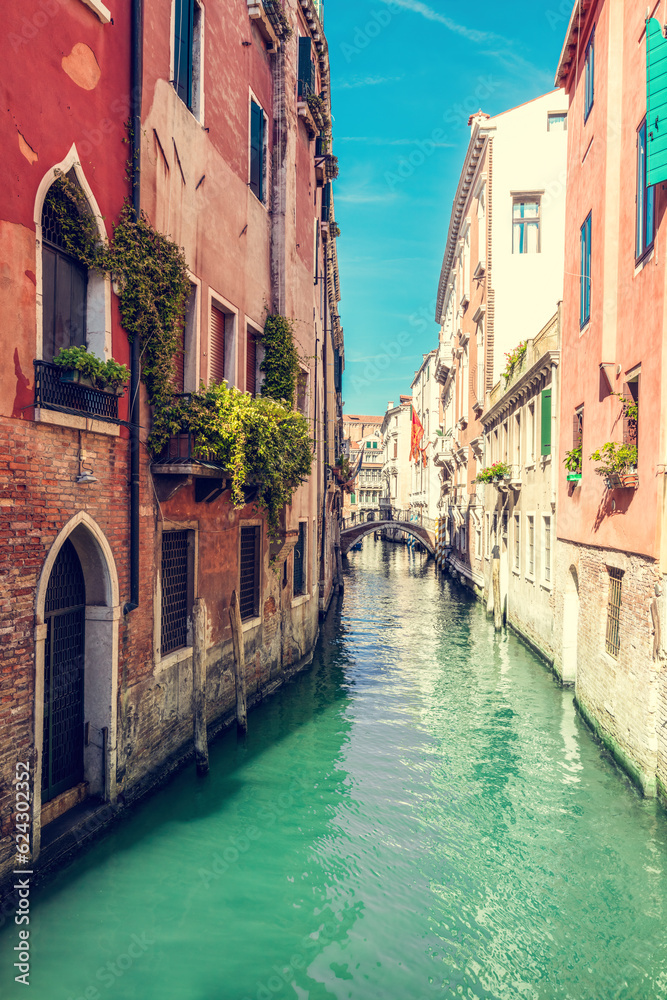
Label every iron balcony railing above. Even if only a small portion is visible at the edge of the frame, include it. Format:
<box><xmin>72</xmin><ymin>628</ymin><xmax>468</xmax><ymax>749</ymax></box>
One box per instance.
<box><xmin>33</xmin><ymin>360</ymin><xmax>120</xmax><ymax>422</ymax></box>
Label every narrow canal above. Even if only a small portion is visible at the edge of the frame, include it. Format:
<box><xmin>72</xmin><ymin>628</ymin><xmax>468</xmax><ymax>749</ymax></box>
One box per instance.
<box><xmin>4</xmin><ymin>540</ymin><xmax>667</xmax><ymax>1000</ymax></box>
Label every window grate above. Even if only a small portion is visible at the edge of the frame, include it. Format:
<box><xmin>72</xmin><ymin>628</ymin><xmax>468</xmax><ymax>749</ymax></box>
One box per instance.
<box><xmin>161</xmin><ymin>531</ymin><xmax>189</xmax><ymax>654</ymax></box>
<box><xmin>293</xmin><ymin>522</ymin><xmax>306</xmax><ymax>596</ymax></box>
<box><xmin>605</xmin><ymin>567</ymin><xmax>623</xmax><ymax>657</ymax></box>
<box><xmin>239</xmin><ymin>526</ymin><xmax>260</xmax><ymax>620</ymax></box>
<box><xmin>42</xmin><ymin>539</ymin><xmax>85</xmax><ymax>803</ymax></box>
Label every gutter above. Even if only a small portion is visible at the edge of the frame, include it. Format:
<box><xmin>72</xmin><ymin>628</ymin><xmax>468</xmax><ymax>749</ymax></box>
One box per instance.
<box><xmin>125</xmin><ymin>0</ymin><xmax>142</xmax><ymax>614</ymax></box>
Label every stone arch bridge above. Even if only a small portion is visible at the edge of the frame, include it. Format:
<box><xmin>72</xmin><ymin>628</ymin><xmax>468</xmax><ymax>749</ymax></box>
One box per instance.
<box><xmin>340</xmin><ymin>507</ymin><xmax>436</xmax><ymax>556</ymax></box>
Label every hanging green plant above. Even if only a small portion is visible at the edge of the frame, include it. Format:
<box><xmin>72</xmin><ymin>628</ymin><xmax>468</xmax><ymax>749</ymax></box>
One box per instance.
<box><xmin>44</xmin><ymin>172</ymin><xmax>190</xmax><ymax>410</ymax></box>
<box><xmin>306</xmin><ymin>93</ymin><xmax>331</xmax><ymax>132</ymax></box>
<box><xmin>149</xmin><ymin>381</ymin><xmax>313</xmax><ymax>533</ymax></box>
<box><xmin>260</xmin><ymin>314</ymin><xmax>301</xmax><ymax>408</ymax></box>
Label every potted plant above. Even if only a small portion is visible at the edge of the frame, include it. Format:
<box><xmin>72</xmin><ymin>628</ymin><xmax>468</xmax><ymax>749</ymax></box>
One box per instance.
<box><xmin>97</xmin><ymin>358</ymin><xmax>131</xmax><ymax>395</ymax></box>
<box><xmin>501</xmin><ymin>341</ymin><xmax>527</xmax><ymax>386</ymax></box>
<box><xmin>53</xmin><ymin>345</ymin><xmax>102</xmax><ymax>387</ymax></box>
<box><xmin>589</xmin><ymin>442</ymin><xmax>638</xmax><ymax>489</ymax></box>
<box><xmin>53</xmin><ymin>346</ymin><xmax>131</xmax><ymax>394</ymax></box>
<box><xmin>475</xmin><ymin>461</ymin><xmax>511</xmax><ymax>485</ymax></box>
<box><xmin>564</xmin><ymin>445</ymin><xmax>582</xmax><ymax>482</ymax></box>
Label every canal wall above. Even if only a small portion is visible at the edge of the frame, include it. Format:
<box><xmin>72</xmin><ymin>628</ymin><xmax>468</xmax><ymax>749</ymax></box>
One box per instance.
<box><xmin>552</xmin><ymin>540</ymin><xmax>661</xmax><ymax>798</ymax></box>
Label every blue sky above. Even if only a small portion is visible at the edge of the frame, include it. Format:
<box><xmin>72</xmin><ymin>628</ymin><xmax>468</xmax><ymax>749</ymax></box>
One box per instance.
<box><xmin>327</xmin><ymin>0</ymin><xmax>570</xmax><ymax>415</ymax></box>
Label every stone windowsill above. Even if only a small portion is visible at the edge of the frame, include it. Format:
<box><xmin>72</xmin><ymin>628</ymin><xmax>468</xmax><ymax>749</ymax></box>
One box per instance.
<box><xmin>35</xmin><ymin>407</ymin><xmax>120</xmax><ymax>437</ymax></box>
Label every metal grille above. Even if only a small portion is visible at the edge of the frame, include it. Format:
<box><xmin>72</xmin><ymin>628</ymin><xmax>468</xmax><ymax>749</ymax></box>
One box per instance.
<box><xmin>544</xmin><ymin>517</ymin><xmax>551</xmax><ymax>583</ymax></box>
<box><xmin>161</xmin><ymin>531</ymin><xmax>190</xmax><ymax>655</ymax></box>
<box><xmin>239</xmin><ymin>526</ymin><xmax>260</xmax><ymax>620</ymax></box>
<box><xmin>41</xmin><ymin>193</ymin><xmax>67</xmax><ymax>250</ymax></box>
<box><xmin>42</xmin><ymin>540</ymin><xmax>85</xmax><ymax>803</ymax></box>
<box><xmin>293</xmin><ymin>522</ymin><xmax>306</xmax><ymax>596</ymax></box>
<box><xmin>34</xmin><ymin>360</ymin><xmax>119</xmax><ymax>421</ymax></box>
<box><xmin>606</xmin><ymin>568</ymin><xmax>623</xmax><ymax>658</ymax></box>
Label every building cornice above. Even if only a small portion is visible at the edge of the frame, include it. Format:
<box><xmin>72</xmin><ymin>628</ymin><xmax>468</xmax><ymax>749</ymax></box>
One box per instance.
<box><xmin>555</xmin><ymin>0</ymin><xmax>595</xmax><ymax>88</ymax></box>
<box><xmin>481</xmin><ymin>350</ymin><xmax>560</xmax><ymax>425</ymax></box>
<box><xmin>435</xmin><ymin>125</ymin><xmax>490</xmax><ymax>323</ymax></box>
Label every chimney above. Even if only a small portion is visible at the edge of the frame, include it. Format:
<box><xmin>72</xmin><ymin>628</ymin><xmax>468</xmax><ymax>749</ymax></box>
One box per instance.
<box><xmin>387</xmin><ymin>401</ymin><xmax>394</xmax><ymax>410</ymax></box>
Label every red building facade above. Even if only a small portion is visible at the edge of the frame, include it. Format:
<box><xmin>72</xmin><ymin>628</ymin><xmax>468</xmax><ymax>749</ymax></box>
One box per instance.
<box><xmin>0</xmin><ymin>0</ymin><xmax>343</xmax><ymax>887</ymax></box>
<box><xmin>554</xmin><ymin>0</ymin><xmax>667</xmax><ymax>796</ymax></box>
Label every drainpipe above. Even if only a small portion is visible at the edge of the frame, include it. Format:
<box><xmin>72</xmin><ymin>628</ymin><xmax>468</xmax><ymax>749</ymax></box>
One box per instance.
<box><xmin>320</xmin><ymin>271</ymin><xmax>329</xmax><ymax>602</ymax></box>
<box><xmin>125</xmin><ymin>0</ymin><xmax>143</xmax><ymax>614</ymax></box>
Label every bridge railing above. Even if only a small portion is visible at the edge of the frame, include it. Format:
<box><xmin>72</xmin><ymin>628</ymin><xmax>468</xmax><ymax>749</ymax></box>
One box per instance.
<box><xmin>342</xmin><ymin>507</ymin><xmax>436</xmax><ymax>533</ymax></box>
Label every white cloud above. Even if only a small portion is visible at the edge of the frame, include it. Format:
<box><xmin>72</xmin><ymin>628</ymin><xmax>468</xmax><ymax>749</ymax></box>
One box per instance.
<box><xmin>338</xmin><ymin>75</ymin><xmax>405</xmax><ymax>90</ymax></box>
<box><xmin>380</xmin><ymin>0</ymin><xmax>502</xmax><ymax>44</ymax></box>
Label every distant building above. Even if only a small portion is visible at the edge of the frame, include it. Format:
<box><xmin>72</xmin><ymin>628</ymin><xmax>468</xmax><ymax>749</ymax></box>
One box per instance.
<box><xmin>433</xmin><ymin>90</ymin><xmax>567</xmax><ymax>591</ymax></box>
<box><xmin>342</xmin><ymin>415</ymin><xmax>383</xmax><ymax>523</ymax></box>
<box><xmin>409</xmin><ymin>352</ymin><xmax>440</xmax><ymax>526</ymax></box>
<box><xmin>480</xmin><ymin>310</ymin><xmax>560</xmax><ymax>660</ymax></box>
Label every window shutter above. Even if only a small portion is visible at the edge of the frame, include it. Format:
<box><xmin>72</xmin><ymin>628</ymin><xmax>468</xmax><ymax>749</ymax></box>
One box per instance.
<box><xmin>174</xmin><ymin>0</ymin><xmax>194</xmax><ymax>108</ymax></box>
<box><xmin>298</xmin><ymin>37</ymin><xmax>313</xmax><ymax>99</ymax></box>
<box><xmin>246</xmin><ymin>331</ymin><xmax>257</xmax><ymax>396</ymax></box>
<box><xmin>250</xmin><ymin>101</ymin><xmax>264</xmax><ymax>201</ymax></box>
<box><xmin>572</xmin><ymin>411</ymin><xmax>581</xmax><ymax>449</ymax></box>
<box><xmin>173</xmin><ymin>319</ymin><xmax>185</xmax><ymax>392</ymax></box>
<box><xmin>239</xmin><ymin>526</ymin><xmax>260</xmax><ymax>620</ymax></box>
<box><xmin>322</xmin><ymin>182</ymin><xmax>331</xmax><ymax>222</ymax></box>
<box><xmin>209</xmin><ymin>306</ymin><xmax>225</xmax><ymax>384</ymax></box>
<box><xmin>541</xmin><ymin>388</ymin><xmax>552</xmax><ymax>456</ymax></box>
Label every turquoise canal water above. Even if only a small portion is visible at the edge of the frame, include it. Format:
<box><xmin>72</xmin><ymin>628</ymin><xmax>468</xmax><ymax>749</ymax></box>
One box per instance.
<box><xmin>3</xmin><ymin>541</ymin><xmax>667</xmax><ymax>1000</ymax></box>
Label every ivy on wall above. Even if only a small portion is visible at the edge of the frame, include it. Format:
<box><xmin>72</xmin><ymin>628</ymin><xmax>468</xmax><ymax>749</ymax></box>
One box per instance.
<box><xmin>46</xmin><ymin>174</ymin><xmax>312</xmax><ymax>530</ymax></box>
<box><xmin>260</xmin><ymin>313</ymin><xmax>301</xmax><ymax>409</ymax></box>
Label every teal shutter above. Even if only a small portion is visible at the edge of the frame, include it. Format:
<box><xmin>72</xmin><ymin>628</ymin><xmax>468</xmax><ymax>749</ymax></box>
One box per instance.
<box><xmin>322</xmin><ymin>182</ymin><xmax>331</xmax><ymax>222</ymax></box>
<box><xmin>647</xmin><ymin>17</ymin><xmax>667</xmax><ymax>186</ymax></box>
<box><xmin>250</xmin><ymin>101</ymin><xmax>264</xmax><ymax>201</ymax></box>
<box><xmin>541</xmin><ymin>389</ymin><xmax>552</xmax><ymax>456</ymax></box>
<box><xmin>298</xmin><ymin>37</ymin><xmax>313</xmax><ymax>99</ymax></box>
<box><xmin>174</xmin><ymin>0</ymin><xmax>194</xmax><ymax>108</ymax></box>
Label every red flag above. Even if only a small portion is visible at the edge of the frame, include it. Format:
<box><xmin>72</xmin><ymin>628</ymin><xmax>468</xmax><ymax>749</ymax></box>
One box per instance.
<box><xmin>409</xmin><ymin>407</ymin><xmax>425</xmax><ymax>463</ymax></box>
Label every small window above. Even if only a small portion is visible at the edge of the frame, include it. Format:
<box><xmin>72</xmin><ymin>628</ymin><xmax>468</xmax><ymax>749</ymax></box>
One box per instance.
<box><xmin>297</xmin><ymin>36</ymin><xmax>315</xmax><ymax>100</ymax></box>
<box><xmin>41</xmin><ymin>181</ymin><xmax>88</xmax><ymax>363</ymax></box>
<box><xmin>541</xmin><ymin>388</ymin><xmax>552</xmax><ymax>457</ymax></box>
<box><xmin>605</xmin><ymin>567</ymin><xmax>623</xmax><ymax>657</ymax></box>
<box><xmin>622</xmin><ymin>374</ymin><xmax>639</xmax><ymax>455</ymax></box>
<box><xmin>636</xmin><ymin>119</ymin><xmax>656</xmax><ymax>261</ymax></box>
<box><xmin>543</xmin><ymin>516</ymin><xmax>551</xmax><ymax>584</ymax></box>
<box><xmin>475</xmin><ymin>526</ymin><xmax>482</xmax><ymax>559</ymax></box>
<box><xmin>296</xmin><ymin>368</ymin><xmax>309</xmax><ymax>416</ymax></box>
<box><xmin>174</xmin><ymin>0</ymin><xmax>202</xmax><ymax>119</ymax></box>
<box><xmin>160</xmin><ymin>530</ymin><xmax>193</xmax><ymax>655</ymax></box>
<box><xmin>512</xmin><ymin>197</ymin><xmax>541</xmax><ymax>254</ymax></box>
<box><xmin>350</xmin><ymin>493</ymin><xmax>356</xmax><ymax>504</ymax></box>
<box><xmin>249</xmin><ymin>99</ymin><xmax>266</xmax><ymax>203</ymax></box>
<box><xmin>239</xmin><ymin>525</ymin><xmax>260</xmax><ymax>621</ymax></box>
<box><xmin>513</xmin><ymin>514</ymin><xmax>520</xmax><ymax>572</ymax></box>
<box><xmin>527</xmin><ymin>515</ymin><xmax>535</xmax><ymax>577</ymax></box>
<box><xmin>393</xmin><ymin>442</ymin><xmax>397</xmax><ymax>459</ymax></box>
<box><xmin>548</xmin><ymin>112</ymin><xmax>567</xmax><ymax>132</ymax></box>
<box><xmin>514</xmin><ymin>411</ymin><xmax>521</xmax><ymax>468</ymax></box>
<box><xmin>527</xmin><ymin>402</ymin><xmax>535</xmax><ymax>464</ymax></box>
<box><xmin>293</xmin><ymin>521</ymin><xmax>307</xmax><ymax>596</ymax></box>
<box><xmin>580</xmin><ymin>212</ymin><xmax>592</xmax><ymax>326</ymax></box>
<box><xmin>584</xmin><ymin>28</ymin><xmax>595</xmax><ymax>121</ymax></box>
<box><xmin>485</xmin><ymin>512</ymin><xmax>491</xmax><ymax>558</ymax></box>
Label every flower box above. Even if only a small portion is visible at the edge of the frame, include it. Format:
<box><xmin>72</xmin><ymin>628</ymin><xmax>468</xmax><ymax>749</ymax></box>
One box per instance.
<box><xmin>566</xmin><ymin>473</ymin><xmax>582</xmax><ymax>482</ymax></box>
<box><xmin>60</xmin><ymin>369</ymin><xmax>96</xmax><ymax>388</ymax></box>
<box><xmin>605</xmin><ymin>471</ymin><xmax>638</xmax><ymax>489</ymax></box>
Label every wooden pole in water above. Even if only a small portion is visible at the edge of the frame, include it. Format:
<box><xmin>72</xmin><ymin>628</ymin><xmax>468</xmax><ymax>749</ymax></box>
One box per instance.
<box><xmin>492</xmin><ymin>544</ymin><xmax>502</xmax><ymax>632</ymax></box>
<box><xmin>192</xmin><ymin>597</ymin><xmax>209</xmax><ymax>775</ymax></box>
<box><xmin>229</xmin><ymin>590</ymin><xmax>248</xmax><ymax>733</ymax></box>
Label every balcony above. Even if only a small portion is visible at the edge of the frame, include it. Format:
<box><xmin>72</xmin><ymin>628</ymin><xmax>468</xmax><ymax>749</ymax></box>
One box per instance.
<box><xmin>33</xmin><ymin>360</ymin><xmax>120</xmax><ymax>423</ymax></box>
<box><xmin>247</xmin><ymin>0</ymin><xmax>284</xmax><ymax>49</ymax></box>
<box><xmin>152</xmin><ymin>430</ymin><xmax>228</xmax><ymax>479</ymax></box>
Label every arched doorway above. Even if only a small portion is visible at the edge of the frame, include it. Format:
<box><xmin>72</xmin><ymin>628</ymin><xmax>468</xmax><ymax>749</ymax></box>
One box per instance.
<box><xmin>561</xmin><ymin>565</ymin><xmax>579</xmax><ymax>683</ymax></box>
<box><xmin>33</xmin><ymin>513</ymin><xmax>120</xmax><ymax>857</ymax></box>
<box><xmin>42</xmin><ymin>539</ymin><xmax>86</xmax><ymax>803</ymax></box>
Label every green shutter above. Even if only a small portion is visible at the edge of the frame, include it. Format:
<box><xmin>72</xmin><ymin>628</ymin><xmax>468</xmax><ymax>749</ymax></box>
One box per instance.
<box><xmin>541</xmin><ymin>388</ymin><xmax>552</xmax><ymax>456</ymax></box>
<box><xmin>322</xmin><ymin>181</ymin><xmax>331</xmax><ymax>222</ymax></box>
<box><xmin>647</xmin><ymin>17</ymin><xmax>667</xmax><ymax>186</ymax></box>
<box><xmin>351</xmin><ymin>493</ymin><xmax>356</xmax><ymax>504</ymax></box>
<box><xmin>298</xmin><ymin>37</ymin><xmax>313</xmax><ymax>100</ymax></box>
<box><xmin>250</xmin><ymin>101</ymin><xmax>264</xmax><ymax>201</ymax></box>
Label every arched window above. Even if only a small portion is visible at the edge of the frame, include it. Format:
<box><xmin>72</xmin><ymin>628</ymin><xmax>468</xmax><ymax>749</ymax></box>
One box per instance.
<box><xmin>41</xmin><ymin>175</ymin><xmax>89</xmax><ymax>362</ymax></box>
